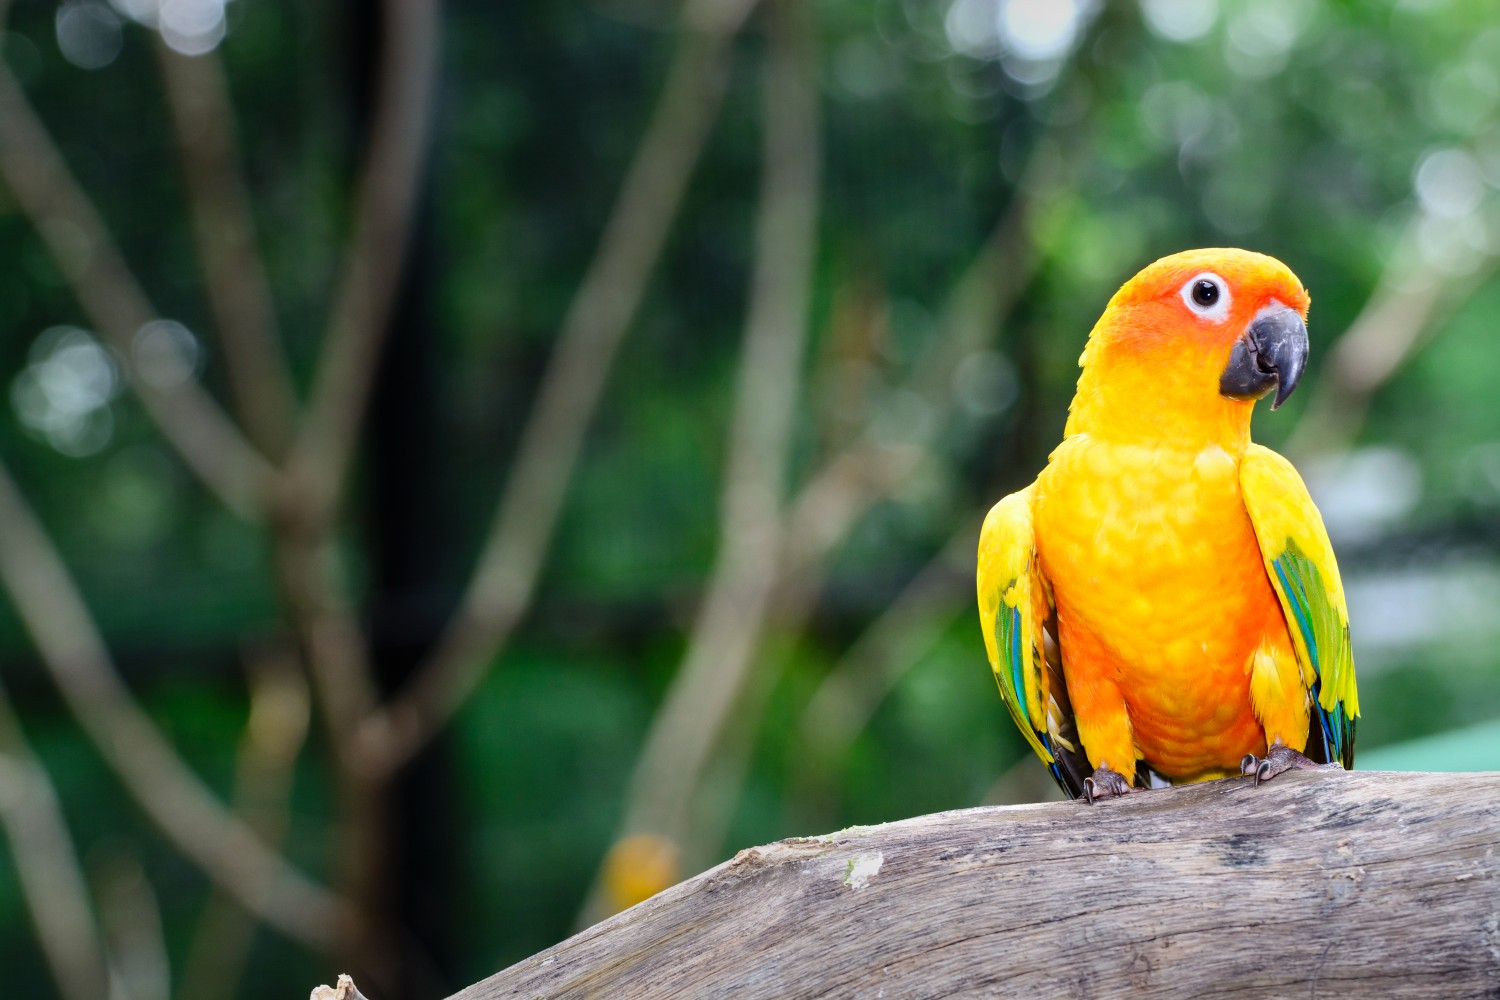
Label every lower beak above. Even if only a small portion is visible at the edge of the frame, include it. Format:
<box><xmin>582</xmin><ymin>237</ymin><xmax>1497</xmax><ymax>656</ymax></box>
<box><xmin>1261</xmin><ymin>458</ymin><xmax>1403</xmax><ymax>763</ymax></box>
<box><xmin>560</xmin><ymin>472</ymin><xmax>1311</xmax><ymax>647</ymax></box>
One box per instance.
<box><xmin>1218</xmin><ymin>304</ymin><xmax>1309</xmax><ymax>410</ymax></box>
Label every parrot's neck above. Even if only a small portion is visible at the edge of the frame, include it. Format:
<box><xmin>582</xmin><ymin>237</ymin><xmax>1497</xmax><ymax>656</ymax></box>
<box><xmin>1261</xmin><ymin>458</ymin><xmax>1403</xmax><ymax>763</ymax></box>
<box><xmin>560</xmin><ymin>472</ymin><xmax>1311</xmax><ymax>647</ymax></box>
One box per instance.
<box><xmin>1064</xmin><ymin>343</ymin><xmax>1255</xmax><ymax>453</ymax></box>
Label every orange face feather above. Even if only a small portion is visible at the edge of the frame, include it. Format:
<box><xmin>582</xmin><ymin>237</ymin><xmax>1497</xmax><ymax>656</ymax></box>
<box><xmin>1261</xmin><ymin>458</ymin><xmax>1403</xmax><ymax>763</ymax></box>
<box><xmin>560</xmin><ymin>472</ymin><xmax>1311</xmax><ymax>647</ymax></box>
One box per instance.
<box><xmin>1066</xmin><ymin>248</ymin><xmax>1311</xmax><ymax>450</ymax></box>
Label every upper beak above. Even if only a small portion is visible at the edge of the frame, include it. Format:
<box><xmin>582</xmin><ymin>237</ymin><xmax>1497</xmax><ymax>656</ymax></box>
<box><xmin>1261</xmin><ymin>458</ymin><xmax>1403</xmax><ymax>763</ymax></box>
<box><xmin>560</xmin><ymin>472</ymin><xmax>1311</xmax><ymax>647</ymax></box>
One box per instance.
<box><xmin>1218</xmin><ymin>303</ymin><xmax>1309</xmax><ymax>410</ymax></box>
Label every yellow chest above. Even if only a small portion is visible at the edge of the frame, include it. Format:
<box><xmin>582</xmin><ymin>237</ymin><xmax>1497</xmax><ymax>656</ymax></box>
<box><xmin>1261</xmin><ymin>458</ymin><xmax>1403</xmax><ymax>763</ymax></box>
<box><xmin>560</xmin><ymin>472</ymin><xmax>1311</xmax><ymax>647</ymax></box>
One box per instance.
<box><xmin>1033</xmin><ymin>434</ymin><xmax>1280</xmax><ymax>715</ymax></box>
<box><xmin>1030</xmin><ymin>434</ymin><xmax>1290</xmax><ymax>776</ymax></box>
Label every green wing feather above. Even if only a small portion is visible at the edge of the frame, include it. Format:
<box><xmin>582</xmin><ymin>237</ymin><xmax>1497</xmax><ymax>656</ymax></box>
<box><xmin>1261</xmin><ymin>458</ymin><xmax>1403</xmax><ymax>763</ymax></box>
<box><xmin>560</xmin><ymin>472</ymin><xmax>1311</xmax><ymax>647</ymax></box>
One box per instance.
<box><xmin>976</xmin><ymin>487</ymin><xmax>1052</xmax><ymax>766</ymax></box>
<box><xmin>1240</xmin><ymin>444</ymin><xmax>1358</xmax><ymax>768</ymax></box>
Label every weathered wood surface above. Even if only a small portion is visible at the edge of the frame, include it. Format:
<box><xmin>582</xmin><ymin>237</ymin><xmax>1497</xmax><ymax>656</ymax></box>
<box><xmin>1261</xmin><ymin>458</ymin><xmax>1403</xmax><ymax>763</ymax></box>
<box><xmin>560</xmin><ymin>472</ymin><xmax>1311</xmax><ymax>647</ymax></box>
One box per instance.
<box><xmin>453</xmin><ymin>771</ymin><xmax>1500</xmax><ymax>999</ymax></box>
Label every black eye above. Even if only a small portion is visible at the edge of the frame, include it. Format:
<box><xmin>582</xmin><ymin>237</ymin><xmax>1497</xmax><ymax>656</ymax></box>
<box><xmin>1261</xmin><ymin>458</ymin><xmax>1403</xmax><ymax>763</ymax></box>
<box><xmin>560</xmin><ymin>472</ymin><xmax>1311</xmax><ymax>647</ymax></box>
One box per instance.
<box><xmin>1180</xmin><ymin>272</ymin><xmax>1231</xmax><ymax>318</ymax></box>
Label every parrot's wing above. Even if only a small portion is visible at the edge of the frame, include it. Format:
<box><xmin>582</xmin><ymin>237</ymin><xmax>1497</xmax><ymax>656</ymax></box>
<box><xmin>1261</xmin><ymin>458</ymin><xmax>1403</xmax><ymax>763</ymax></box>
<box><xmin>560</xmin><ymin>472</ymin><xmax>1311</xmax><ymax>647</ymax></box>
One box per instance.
<box><xmin>977</xmin><ymin>487</ymin><xmax>1090</xmax><ymax>797</ymax></box>
<box><xmin>1240</xmin><ymin>444</ymin><xmax>1359</xmax><ymax>769</ymax></box>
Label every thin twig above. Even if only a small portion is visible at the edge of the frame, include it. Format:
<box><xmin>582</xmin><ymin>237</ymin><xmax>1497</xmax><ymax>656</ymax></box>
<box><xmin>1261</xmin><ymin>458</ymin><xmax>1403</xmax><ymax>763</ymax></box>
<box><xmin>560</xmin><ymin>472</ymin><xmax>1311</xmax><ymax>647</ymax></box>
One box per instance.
<box><xmin>355</xmin><ymin>0</ymin><xmax>763</xmax><ymax>776</ymax></box>
<box><xmin>289</xmin><ymin>0</ymin><xmax>441</xmax><ymax>516</ymax></box>
<box><xmin>179</xmin><ymin>645</ymin><xmax>311</xmax><ymax>1000</ymax></box>
<box><xmin>90</xmin><ymin>846</ymin><xmax>171</xmax><ymax>1000</ymax></box>
<box><xmin>780</xmin><ymin>439</ymin><xmax>927</xmax><ymax>575</ymax></box>
<box><xmin>1285</xmin><ymin>221</ymin><xmax>1500</xmax><ymax>460</ymax></box>
<box><xmin>0</xmin><ymin>684</ymin><xmax>111</xmax><ymax>1000</ymax></box>
<box><xmin>765</xmin><ymin>141</ymin><xmax>1052</xmax><ymax>582</ymax></box>
<box><xmin>271</xmin><ymin>528</ymin><xmax>380</xmax><ymax>757</ymax></box>
<box><xmin>577</xmin><ymin>0</ymin><xmax>820</xmax><ymax>923</ymax></box>
<box><xmin>794</xmin><ymin>528</ymin><xmax>973</xmax><ymax>772</ymax></box>
<box><xmin>0</xmin><ymin>459</ymin><xmax>351</xmax><ymax>950</ymax></box>
<box><xmin>156</xmin><ymin>37</ymin><xmax>298</xmax><ymax>457</ymax></box>
<box><xmin>686</xmin><ymin>499</ymin><xmax>959</xmax><ymax>860</ymax></box>
<box><xmin>0</xmin><ymin>64</ymin><xmax>274</xmax><ymax>521</ymax></box>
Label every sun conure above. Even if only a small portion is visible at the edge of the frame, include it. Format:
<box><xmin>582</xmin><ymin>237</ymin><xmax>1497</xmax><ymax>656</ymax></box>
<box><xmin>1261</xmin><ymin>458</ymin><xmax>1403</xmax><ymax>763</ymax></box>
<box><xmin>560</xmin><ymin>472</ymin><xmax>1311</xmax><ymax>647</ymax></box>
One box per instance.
<box><xmin>977</xmin><ymin>248</ymin><xmax>1357</xmax><ymax>802</ymax></box>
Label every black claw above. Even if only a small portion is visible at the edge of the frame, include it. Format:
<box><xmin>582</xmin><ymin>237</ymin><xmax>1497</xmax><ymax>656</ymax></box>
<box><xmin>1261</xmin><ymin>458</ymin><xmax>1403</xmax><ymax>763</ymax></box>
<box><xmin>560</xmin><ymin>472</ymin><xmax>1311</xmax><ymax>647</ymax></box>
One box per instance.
<box><xmin>1241</xmin><ymin>743</ymin><xmax>1343</xmax><ymax>788</ymax></box>
<box><xmin>1081</xmin><ymin>764</ymin><xmax>1133</xmax><ymax>804</ymax></box>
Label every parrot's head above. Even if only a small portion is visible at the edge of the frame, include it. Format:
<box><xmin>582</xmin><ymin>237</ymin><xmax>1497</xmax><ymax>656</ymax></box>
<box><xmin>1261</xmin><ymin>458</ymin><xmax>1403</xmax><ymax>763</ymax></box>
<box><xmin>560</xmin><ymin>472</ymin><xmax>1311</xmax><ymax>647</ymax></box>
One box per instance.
<box><xmin>1067</xmin><ymin>247</ymin><xmax>1311</xmax><ymax>447</ymax></box>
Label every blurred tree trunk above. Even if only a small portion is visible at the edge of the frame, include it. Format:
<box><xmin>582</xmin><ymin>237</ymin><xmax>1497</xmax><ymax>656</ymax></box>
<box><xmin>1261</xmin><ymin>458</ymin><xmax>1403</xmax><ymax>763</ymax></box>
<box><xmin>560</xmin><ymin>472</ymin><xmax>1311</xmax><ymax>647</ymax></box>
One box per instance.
<box><xmin>354</xmin><ymin>4</ymin><xmax>454</xmax><ymax>996</ymax></box>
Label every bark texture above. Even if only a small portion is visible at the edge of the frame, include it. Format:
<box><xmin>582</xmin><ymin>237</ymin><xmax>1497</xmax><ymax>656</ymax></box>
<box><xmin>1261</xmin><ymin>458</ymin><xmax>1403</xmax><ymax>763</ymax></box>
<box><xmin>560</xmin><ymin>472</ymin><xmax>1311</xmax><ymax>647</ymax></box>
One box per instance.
<box><xmin>451</xmin><ymin>770</ymin><xmax>1500</xmax><ymax>999</ymax></box>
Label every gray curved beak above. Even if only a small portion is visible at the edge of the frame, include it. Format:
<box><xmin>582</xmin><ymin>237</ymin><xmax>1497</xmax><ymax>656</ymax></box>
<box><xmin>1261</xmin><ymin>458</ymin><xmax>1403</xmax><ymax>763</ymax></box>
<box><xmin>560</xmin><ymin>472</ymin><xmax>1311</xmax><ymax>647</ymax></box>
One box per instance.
<box><xmin>1218</xmin><ymin>304</ymin><xmax>1309</xmax><ymax>410</ymax></box>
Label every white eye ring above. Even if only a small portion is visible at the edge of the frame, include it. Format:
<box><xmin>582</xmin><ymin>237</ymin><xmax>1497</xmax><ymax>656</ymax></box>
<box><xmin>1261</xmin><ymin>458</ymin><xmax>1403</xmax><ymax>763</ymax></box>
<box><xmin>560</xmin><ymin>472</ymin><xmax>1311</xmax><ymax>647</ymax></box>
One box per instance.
<box><xmin>1180</xmin><ymin>272</ymin><xmax>1231</xmax><ymax>322</ymax></box>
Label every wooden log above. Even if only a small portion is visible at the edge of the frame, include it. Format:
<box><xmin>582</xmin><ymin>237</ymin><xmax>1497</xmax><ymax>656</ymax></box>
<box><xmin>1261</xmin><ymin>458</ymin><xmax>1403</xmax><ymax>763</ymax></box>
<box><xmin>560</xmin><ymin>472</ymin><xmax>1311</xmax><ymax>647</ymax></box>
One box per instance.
<box><xmin>448</xmin><ymin>771</ymin><xmax>1500</xmax><ymax>999</ymax></box>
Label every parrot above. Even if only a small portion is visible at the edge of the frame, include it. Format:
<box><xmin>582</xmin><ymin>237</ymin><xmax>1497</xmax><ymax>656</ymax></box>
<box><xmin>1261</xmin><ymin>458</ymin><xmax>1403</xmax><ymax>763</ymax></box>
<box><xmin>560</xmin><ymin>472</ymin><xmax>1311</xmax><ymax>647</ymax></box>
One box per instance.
<box><xmin>976</xmin><ymin>247</ymin><xmax>1357</xmax><ymax>803</ymax></box>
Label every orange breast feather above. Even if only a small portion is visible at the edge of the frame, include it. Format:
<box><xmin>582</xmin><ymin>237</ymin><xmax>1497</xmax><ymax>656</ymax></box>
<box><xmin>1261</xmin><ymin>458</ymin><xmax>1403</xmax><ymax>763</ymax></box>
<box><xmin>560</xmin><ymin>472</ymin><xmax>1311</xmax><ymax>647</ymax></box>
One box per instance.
<box><xmin>1033</xmin><ymin>434</ymin><xmax>1300</xmax><ymax>781</ymax></box>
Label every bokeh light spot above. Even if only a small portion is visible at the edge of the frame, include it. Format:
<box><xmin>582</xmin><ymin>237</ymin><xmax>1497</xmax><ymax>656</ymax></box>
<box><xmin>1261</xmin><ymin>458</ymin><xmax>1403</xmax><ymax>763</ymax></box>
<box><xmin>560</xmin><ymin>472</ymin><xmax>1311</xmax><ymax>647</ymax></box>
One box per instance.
<box><xmin>160</xmin><ymin>0</ymin><xmax>227</xmax><ymax>55</ymax></box>
<box><xmin>944</xmin><ymin>0</ymin><xmax>1000</xmax><ymax>60</ymax></box>
<box><xmin>109</xmin><ymin>0</ymin><xmax>233</xmax><ymax>55</ymax></box>
<box><xmin>1305</xmin><ymin>446</ymin><xmax>1422</xmax><ymax>547</ymax></box>
<box><xmin>1140</xmin><ymin>0</ymin><xmax>1219</xmax><ymax>43</ymax></box>
<box><xmin>997</xmin><ymin>0</ymin><xmax>1085</xmax><ymax>62</ymax></box>
<box><xmin>11</xmin><ymin>326</ymin><xmax>121</xmax><ymax>457</ymax></box>
<box><xmin>56</xmin><ymin>1</ymin><xmax>124</xmax><ymax>70</ymax></box>
<box><xmin>1415</xmin><ymin>148</ymin><xmax>1486</xmax><ymax>219</ymax></box>
<box><xmin>944</xmin><ymin>0</ymin><xmax>1094</xmax><ymax>86</ymax></box>
<box><xmin>952</xmin><ymin>350</ymin><xmax>1018</xmax><ymax>418</ymax></box>
<box><xmin>132</xmin><ymin>319</ymin><xmax>202</xmax><ymax>389</ymax></box>
<box><xmin>1224</xmin><ymin>0</ymin><xmax>1314</xmax><ymax>79</ymax></box>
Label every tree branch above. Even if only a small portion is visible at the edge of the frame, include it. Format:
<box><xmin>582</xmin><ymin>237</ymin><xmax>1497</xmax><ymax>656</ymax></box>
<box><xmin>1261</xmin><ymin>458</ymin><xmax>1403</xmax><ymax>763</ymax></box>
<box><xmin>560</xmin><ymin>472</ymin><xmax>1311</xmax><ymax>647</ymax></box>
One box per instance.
<box><xmin>0</xmin><ymin>684</ymin><xmax>111</xmax><ymax>1000</ymax></box>
<box><xmin>90</xmin><ymin>846</ymin><xmax>171</xmax><ymax>1000</ymax></box>
<box><xmin>0</xmin><ymin>459</ymin><xmax>351</xmax><ymax>950</ymax></box>
<box><xmin>179</xmin><ymin>644</ymin><xmax>312</xmax><ymax>1000</ymax></box>
<box><xmin>156</xmin><ymin>37</ymin><xmax>299</xmax><ymax>457</ymax></box>
<box><xmin>622</xmin><ymin>0</ymin><xmax>819</xmax><ymax>833</ymax></box>
<box><xmin>452</xmin><ymin>772</ymin><xmax>1500</xmax><ymax>999</ymax></box>
<box><xmin>582</xmin><ymin>0</ymin><xmax>820</xmax><ymax>909</ymax></box>
<box><xmin>0</xmin><ymin>63</ymin><xmax>274</xmax><ymax>521</ymax></box>
<box><xmin>270</xmin><ymin>528</ymin><xmax>380</xmax><ymax>758</ymax></box>
<box><xmin>355</xmin><ymin>0</ymin><xmax>763</xmax><ymax>776</ymax></box>
<box><xmin>289</xmin><ymin>0</ymin><xmax>441</xmax><ymax>516</ymax></box>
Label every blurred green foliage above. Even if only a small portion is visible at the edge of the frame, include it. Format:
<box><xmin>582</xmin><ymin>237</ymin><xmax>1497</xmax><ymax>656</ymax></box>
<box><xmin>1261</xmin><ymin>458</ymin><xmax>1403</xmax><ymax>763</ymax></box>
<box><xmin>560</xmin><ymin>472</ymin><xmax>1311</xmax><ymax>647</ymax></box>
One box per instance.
<box><xmin>1</xmin><ymin>0</ymin><xmax>1499</xmax><ymax>996</ymax></box>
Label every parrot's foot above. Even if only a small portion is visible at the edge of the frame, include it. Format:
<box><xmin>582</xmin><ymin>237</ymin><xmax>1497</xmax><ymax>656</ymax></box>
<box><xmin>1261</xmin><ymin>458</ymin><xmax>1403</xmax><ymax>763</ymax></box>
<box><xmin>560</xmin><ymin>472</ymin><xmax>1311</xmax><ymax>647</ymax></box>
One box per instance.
<box><xmin>1239</xmin><ymin>744</ymin><xmax>1342</xmax><ymax>787</ymax></box>
<box><xmin>1082</xmin><ymin>765</ymin><xmax>1133</xmax><ymax>804</ymax></box>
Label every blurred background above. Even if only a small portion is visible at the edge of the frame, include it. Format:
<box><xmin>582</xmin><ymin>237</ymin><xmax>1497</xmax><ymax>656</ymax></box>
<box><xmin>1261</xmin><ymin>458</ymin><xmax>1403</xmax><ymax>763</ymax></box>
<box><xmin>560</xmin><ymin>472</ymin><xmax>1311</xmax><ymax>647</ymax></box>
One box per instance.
<box><xmin>1</xmin><ymin>0</ymin><xmax>1499</xmax><ymax>996</ymax></box>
